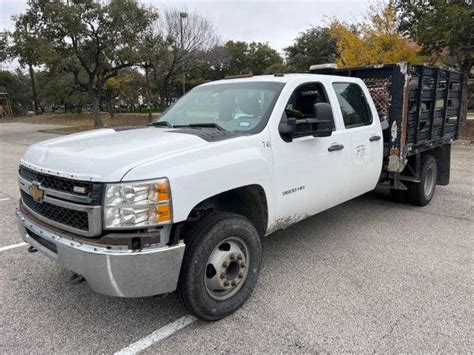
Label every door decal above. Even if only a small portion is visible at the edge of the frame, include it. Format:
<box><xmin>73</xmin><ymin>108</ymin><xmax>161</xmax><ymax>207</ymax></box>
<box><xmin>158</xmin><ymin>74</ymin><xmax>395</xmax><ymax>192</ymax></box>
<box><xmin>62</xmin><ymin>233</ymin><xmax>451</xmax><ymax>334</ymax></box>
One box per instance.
<box><xmin>354</xmin><ymin>144</ymin><xmax>368</xmax><ymax>164</ymax></box>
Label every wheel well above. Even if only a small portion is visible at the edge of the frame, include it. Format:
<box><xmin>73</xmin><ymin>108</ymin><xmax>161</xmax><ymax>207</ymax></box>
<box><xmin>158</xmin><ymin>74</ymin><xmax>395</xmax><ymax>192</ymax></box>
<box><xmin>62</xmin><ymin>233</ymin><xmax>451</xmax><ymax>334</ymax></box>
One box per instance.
<box><xmin>404</xmin><ymin>144</ymin><xmax>451</xmax><ymax>185</ymax></box>
<box><xmin>185</xmin><ymin>185</ymin><xmax>268</xmax><ymax>237</ymax></box>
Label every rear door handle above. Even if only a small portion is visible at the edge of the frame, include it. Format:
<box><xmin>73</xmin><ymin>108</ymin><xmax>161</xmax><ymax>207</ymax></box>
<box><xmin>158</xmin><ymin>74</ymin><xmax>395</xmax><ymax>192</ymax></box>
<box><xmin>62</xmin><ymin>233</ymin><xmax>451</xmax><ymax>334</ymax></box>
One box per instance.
<box><xmin>328</xmin><ymin>144</ymin><xmax>344</xmax><ymax>152</ymax></box>
<box><xmin>369</xmin><ymin>135</ymin><xmax>381</xmax><ymax>142</ymax></box>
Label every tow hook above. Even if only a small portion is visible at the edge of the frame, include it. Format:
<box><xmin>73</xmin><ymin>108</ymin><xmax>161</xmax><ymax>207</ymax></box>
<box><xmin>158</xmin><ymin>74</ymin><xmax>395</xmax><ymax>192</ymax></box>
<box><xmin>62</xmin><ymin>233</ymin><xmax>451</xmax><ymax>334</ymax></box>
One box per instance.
<box><xmin>27</xmin><ymin>246</ymin><xmax>38</xmax><ymax>253</ymax></box>
<box><xmin>66</xmin><ymin>272</ymin><xmax>85</xmax><ymax>285</ymax></box>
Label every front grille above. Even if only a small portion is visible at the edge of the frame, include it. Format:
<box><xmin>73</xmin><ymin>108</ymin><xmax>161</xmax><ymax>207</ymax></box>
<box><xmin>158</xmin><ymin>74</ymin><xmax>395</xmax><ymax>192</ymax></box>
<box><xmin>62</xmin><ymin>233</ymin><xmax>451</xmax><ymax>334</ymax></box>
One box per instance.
<box><xmin>19</xmin><ymin>166</ymin><xmax>104</xmax><ymax>205</ymax></box>
<box><xmin>19</xmin><ymin>166</ymin><xmax>92</xmax><ymax>196</ymax></box>
<box><xmin>21</xmin><ymin>190</ymin><xmax>89</xmax><ymax>231</ymax></box>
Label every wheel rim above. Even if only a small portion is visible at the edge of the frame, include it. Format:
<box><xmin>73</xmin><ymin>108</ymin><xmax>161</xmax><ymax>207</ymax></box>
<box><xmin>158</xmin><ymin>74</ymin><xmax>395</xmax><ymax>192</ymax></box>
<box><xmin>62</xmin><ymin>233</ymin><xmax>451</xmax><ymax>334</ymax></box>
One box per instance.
<box><xmin>204</xmin><ymin>237</ymin><xmax>250</xmax><ymax>301</ymax></box>
<box><xmin>424</xmin><ymin>164</ymin><xmax>436</xmax><ymax>198</ymax></box>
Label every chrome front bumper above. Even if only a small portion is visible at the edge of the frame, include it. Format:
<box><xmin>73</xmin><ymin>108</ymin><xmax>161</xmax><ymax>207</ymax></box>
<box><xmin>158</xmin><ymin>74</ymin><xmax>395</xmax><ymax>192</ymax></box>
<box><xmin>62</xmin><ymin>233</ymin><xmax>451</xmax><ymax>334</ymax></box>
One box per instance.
<box><xmin>16</xmin><ymin>208</ymin><xmax>185</xmax><ymax>297</ymax></box>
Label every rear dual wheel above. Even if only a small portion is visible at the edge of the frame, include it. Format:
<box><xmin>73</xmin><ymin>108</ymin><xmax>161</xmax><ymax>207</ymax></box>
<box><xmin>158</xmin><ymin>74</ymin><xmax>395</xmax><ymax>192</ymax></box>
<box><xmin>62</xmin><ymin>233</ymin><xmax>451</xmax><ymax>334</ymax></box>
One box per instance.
<box><xmin>407</xmin><ymin>155</ymin><xmax>437</xmax><ymax>206</ymax></box>
<box><xmin>389</xmin><ymin>155</ymin><xmax>437</xmax><ymax>206</ymax></box>
<box><xmin>178</xmin><ymin>212</ymin><xmax>262</xmax><ymax>321</ymax></box>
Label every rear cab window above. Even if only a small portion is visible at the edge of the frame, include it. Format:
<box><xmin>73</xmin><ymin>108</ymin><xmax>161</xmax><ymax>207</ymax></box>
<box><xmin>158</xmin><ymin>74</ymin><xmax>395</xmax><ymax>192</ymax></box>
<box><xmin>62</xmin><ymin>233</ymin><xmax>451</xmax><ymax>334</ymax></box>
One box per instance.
<box><xmin>333</xmin><ymin>82</ymin><xmax>372</xmax><ymax>128</ymax></box>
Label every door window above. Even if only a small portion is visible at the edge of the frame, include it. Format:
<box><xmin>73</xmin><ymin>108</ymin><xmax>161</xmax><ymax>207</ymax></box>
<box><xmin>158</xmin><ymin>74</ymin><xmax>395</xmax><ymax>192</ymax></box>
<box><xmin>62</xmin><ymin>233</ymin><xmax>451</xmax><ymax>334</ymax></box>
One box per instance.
<box><xmin>285</xmin><ymin>83</ymin><xmax>329</xmax><ymax>120</ymax></box>
<box><xmin>333</xmin><ymin>83</ymin><xmax>372</xmax><ymax>128</ymax></box>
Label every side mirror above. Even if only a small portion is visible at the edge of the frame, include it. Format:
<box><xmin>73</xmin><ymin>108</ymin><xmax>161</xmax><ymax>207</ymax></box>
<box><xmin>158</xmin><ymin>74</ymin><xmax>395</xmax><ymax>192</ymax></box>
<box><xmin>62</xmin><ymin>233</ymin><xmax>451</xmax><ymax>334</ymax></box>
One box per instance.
<box><xmin>279</xmin><ymin>102</ymin><xmax>334</xmax><ymax>141</ymax></box>
<box><xmin>312</xmin><ymin>102</ymin><xmax>334</xmax><ymax>137</ymax></box>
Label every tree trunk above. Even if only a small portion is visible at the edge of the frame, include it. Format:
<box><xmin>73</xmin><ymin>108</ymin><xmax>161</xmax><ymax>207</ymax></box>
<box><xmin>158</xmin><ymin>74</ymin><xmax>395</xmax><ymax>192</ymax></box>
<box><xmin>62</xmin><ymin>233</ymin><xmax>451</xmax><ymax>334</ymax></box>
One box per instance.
<box><xmin>145</xmin><ymin>65</ymin><xmax>152</xmax><ymax>122</ymax></box>
<box><xmin>106</xmin><ymin>96</ymin><xmax>115</xmax><ymax>119</ymax></box>
<box><xmin>159</xmin><ymin>84</ymin><xmax>168</xmax><ymax>111</ymax></box>
<box><xmin>28</xmin><ymin>64</ymin><xmax>40</xmax><ymax>116</ymax></box>
<box><xmin>91</xmin><ymin>93</ymin><xmax>103</xmax><ymax>128</ymax></box>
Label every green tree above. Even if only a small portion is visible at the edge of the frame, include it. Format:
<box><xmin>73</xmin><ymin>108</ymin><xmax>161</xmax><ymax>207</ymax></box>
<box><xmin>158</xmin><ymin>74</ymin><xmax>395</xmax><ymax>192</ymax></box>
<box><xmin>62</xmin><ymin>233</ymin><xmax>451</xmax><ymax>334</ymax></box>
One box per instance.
<box><xmin>248</xmin><ymin>42</ymin><xmax>283</xmax><ymax>75</ymax></box>
<box><xmin>223</xmin><ymin>41</ymin><xmax>283</xmax><ymax>76</ymax></box>
<box><xmin>223</xmin><ymin>41</ymin><xmax>251</xmax><ymax>75</ymax></box>
<box><xmin>138</xmin><ymin>28</ymin><xmax>165</xmax><ymax>121</ymax></box>
<box><xmin>18</xmin><ymin>0</ymin><xmax>157</xmax><ymax>127</ymax></box>
<box><xmin>392</xmin><ymin>0</ymin><xmax>473</xmax><ymax>74</ymax></box>
<box><xmin>105</xmin><ymin>68</ymin><xmax>145</xmax><ymax>115</ymax></box>
<box><xmin>393</xmin><ymin>0</ymin><xmax>473</xmax><ymax>121</ymax></box>
<box><xmin>36</xmin><ymin>69</ymin><xmax>90</xmax><ymax>113</ymax></box>
<box><xmin>0</xmin><ymin>70</ymin><xmax>32</xmax><ymax>116</ymax></box>
<box><xmin>0</xmin><ymin>33</ymin><xmax>8</xmax><ymax>63</ymax></box>
<box><xmin>9</xmin><ymin>12</ymin><xmax>49</xmax><ymax>115</ymax></box>
<box><xmin>285</xmin><ymin>27</ymin><xmax>337</xmax><ymax>72</ymax></box>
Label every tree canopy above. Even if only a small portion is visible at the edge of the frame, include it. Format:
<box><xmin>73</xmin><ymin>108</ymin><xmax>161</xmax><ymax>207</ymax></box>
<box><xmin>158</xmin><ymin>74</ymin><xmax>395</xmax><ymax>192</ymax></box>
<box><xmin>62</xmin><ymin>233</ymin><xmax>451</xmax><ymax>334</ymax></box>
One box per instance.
<box><xmin>223</xmin><ymin>40</ymin><xmax>283</xmax><ymax>76</ymax></box>
<box><xmin>284</xmin><ymin>27</ymin><xmax>337</xmax><ymax>72</ymax></box>
<box><xmin>392</xmin><ymin>0</ymin><xmax>473</xmax><ymax>74</ymax></box>
<box><xmin>329</xmin><ymin>4</ymin><xmax>424</xmax><ymax>67</ymax></box>
<box><xmin>17</xmin><ymin>0</ymin><xmax>158</xmax><ymax>127</ymax></box>
<box><xmin>2</xmin><ymin>0</ymin><xmax>471</xmax><ymax>120</ymax></box>
<box><xmin>0</xmin><ymin>70</ymin><xmax>32</xmax><ymax>116</ymax></box>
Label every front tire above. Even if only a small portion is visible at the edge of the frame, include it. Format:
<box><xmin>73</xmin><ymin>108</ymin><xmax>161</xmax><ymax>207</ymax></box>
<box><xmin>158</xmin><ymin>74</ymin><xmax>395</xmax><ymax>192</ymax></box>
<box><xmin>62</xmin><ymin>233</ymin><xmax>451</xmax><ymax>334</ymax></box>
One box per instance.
<box><xmin>407</xmin><ymin>155</ymin><xmax>437</xmax><ymax>206</ymax></box>
<box><xmin>178</xmin><ymin>212</ymin><xmax>262</xmax><ymax>321</ymax></box>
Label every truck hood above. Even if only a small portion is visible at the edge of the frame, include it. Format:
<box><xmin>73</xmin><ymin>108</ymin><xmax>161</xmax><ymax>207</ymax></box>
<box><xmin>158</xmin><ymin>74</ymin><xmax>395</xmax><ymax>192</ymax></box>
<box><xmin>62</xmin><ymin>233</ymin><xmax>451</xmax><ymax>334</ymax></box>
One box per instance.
<box><xmin>21</xmin><ymin>127</ymin><xmax>207</xmax><ymax>182</ymax></box>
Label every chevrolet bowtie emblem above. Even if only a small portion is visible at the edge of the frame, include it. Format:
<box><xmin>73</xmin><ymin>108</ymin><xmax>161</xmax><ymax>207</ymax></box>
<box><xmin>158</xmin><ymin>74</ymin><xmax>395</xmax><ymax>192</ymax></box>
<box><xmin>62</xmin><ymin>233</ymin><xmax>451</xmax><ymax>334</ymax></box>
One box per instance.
<box><xmin>29</xmin><ymin>184</ymin><xmax>44</xmax><ymax>203</ymax></box>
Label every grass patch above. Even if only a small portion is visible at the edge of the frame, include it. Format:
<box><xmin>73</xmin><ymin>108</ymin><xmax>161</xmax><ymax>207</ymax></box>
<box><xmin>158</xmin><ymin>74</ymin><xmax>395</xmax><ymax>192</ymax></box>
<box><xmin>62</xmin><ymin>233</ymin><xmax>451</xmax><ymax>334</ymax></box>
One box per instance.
<box><xmin>1</xmin><ymin>112</ymin><xmax>156</xmax><ymax>132</ymax></box>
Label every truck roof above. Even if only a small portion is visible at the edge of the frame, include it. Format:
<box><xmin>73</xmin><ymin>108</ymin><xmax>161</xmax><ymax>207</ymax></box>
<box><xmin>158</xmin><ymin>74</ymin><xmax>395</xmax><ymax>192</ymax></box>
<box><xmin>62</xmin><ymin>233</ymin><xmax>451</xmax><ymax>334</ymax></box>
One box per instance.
<box><xmin>199</xmin><ymin>73</ymin><xmax>359</xmax><ymax>86</ymax></box>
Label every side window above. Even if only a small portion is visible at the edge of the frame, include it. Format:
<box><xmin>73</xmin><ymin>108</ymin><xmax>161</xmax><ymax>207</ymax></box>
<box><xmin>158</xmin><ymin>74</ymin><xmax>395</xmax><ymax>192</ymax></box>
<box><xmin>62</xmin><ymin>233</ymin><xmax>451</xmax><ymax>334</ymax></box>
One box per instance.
<box><xmin>333</xmin><ymin>83</ymin><xmax>372</xmax><ymax>128</ymax></box>
<box><xmin>284</xmin><ymin>83</ymin><xmax>333</xmax><ymax>127</ymax></box>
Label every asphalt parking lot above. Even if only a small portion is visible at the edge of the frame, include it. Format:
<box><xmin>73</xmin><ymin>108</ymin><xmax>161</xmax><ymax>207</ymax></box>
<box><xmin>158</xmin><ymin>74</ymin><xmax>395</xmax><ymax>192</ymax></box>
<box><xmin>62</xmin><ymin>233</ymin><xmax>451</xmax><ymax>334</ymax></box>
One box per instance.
<box><xmin>0</xmin><ymin>122</ymin><xmax>472</xmax><ymax>353</ymax></box>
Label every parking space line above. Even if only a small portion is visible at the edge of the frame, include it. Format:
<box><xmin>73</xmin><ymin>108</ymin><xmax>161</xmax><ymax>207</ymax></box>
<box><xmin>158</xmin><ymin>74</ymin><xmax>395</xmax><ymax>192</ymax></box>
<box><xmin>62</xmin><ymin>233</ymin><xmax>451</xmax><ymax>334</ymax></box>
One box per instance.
<box><xmin>0</xmin><ymin>242</ymin><xmax>27</xmax><ymax>252</ymax></box>
<box><xmin>114</xmin><ymin>315</ymin><xmax>197</xmax><ymax>355</ymax></box>
<box><xmin>0</xmin><ymin>198</ymin><xmax>11</xmax><ymax>202</ymax></box>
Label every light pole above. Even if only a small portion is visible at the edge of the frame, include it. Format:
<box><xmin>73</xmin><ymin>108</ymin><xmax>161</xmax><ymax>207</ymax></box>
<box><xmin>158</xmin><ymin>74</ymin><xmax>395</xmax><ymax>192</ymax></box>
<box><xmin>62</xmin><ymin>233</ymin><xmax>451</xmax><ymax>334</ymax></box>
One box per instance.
<box><xmin>179</xmin><ymin>12</ymin><xmax>188</xmax><ymax>95</ymax></box>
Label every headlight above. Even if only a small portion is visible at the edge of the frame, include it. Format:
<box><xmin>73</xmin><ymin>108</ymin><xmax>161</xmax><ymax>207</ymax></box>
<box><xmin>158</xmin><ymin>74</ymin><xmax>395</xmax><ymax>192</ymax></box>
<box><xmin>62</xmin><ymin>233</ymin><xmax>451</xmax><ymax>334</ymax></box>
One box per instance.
<box><xmin>103</xmin><ymin>178</ymin><xmax>172</xmax><ymax>229</ymax></box>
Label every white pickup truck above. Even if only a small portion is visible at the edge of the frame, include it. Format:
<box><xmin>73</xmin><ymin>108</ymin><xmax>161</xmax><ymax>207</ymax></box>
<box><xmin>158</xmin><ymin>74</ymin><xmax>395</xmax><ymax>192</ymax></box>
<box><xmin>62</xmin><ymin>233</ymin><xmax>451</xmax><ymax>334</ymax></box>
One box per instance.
<box><xmin>16</xmin><ymin>63</ymin><xmax>465</xmax><ymax>320</ymax></box>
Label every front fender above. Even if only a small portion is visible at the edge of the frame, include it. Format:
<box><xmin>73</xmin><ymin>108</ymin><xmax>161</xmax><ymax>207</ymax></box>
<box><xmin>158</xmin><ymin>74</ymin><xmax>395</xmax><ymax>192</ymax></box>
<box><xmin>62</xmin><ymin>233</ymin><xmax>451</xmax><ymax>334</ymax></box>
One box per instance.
<box><xmin>121</xmin><ymin>133</ymin><xmax>276</xmax><ymax>227</ymax></box>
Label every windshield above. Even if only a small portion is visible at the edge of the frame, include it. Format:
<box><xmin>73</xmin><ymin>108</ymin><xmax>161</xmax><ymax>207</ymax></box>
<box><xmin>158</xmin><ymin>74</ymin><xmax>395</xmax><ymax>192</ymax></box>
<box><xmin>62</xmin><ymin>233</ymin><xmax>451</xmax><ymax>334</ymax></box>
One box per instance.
<box><xmin>154</xmin><ymin>81</ymin><xmax>285</xmax><ymax>133</ymax></box>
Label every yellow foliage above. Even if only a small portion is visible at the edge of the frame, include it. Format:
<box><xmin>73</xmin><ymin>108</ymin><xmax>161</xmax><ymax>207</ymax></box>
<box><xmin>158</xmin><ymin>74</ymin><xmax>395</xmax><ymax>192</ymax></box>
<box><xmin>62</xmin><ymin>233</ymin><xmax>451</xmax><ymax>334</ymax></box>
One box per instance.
<box><xmin>106</xmin><ymin>77</ymin><xmax>120</xmax><ymax>90</ymax></box>
<box><xmin>105</xmin><ymin>71</ymin><xmax>135</xmax><ymax>90</ymax></box>
<box><xmin>329</xmin><ymin>4</ymin><xmax>424</xmax><ymax>67</ymax></box>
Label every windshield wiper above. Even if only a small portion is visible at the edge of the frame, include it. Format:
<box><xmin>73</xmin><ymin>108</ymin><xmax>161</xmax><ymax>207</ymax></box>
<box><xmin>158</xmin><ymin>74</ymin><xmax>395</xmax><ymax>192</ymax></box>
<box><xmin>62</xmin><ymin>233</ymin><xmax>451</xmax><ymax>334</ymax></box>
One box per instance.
<box><xmin>150</xmin><ymin>121</ymin><xmax>174</xmax><ymax>128</ymax></box>
<box><xmin>174</xmin><ymin>123</ymin><xmax>226</xmax><ymax>131</ymax></box>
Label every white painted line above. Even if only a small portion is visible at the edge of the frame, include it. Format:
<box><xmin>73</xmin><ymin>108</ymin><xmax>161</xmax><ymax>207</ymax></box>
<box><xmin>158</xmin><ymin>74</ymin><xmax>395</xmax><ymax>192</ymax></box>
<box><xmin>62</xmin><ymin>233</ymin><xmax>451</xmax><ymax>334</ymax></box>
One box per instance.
<box><xmin>0</xmin><ymin>242</ymin><xmax>27</xmax><ymax>252</ymax></box>
<box><xmin>0</xmin><ymin>198</ymin><xmax>11</xmax><ymax>202</ymax></box>
<box><xmin>114</xmin><ymin>315</ymin><xmax>197</xmax><ymax>355</ymax></box>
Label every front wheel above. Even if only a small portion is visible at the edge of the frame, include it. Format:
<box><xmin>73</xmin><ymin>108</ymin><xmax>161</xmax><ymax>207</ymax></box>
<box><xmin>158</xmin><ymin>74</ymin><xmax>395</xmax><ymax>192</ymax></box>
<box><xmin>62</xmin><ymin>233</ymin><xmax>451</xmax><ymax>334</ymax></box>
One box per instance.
<box><xmin>178</xmin><ymin>212</ymin><xmax>262</xmax><ymax>321</ymax></box>
<box><xmin>407</xmin><ymin>155</ymin><xmax>437</xmax><ymax>206</ymax></box>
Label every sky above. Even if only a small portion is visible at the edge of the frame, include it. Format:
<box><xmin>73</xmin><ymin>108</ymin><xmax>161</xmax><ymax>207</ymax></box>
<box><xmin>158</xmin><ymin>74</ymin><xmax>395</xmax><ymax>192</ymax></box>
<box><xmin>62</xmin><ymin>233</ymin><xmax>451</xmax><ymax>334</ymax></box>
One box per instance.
<box><xmin>0</xmin><ymin>0</ymin><xmax>369</xmax><ymax>70</ymax></box>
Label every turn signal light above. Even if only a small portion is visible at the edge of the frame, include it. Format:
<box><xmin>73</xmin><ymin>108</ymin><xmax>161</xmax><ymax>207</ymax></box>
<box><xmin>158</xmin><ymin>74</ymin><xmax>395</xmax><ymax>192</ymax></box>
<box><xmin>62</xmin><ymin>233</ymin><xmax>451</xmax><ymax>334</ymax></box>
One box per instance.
<box><xmin>155</xmin><ymin>182</ymin><xmax>170</xmax><ymax>201</ymax></box>
<box><xmin>156</xmin><ymin>204</ymin><xmax>171</xmax><ymax>223</ymax></box>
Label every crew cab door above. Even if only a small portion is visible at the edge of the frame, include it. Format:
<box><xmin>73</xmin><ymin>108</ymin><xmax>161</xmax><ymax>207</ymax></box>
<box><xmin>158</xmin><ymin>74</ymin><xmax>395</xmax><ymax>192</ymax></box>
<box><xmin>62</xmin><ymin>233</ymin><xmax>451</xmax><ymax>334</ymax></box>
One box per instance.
<box><xmin>270</xmin><ymin>82</ymin><xmax>348</xmax><ymax>227</ymax></box>
<box><xmin>332</xmin><ymin>82</ymin><xmax>383</xmax><ymax>198</ymax></box>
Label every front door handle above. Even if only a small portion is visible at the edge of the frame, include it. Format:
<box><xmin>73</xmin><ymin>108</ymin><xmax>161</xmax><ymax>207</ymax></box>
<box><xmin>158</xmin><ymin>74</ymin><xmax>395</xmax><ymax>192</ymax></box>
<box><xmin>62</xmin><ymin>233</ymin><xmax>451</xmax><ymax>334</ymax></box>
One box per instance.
<box><xmin>369</xmin><ymin>135</ymin><xmax>381</xmax><ymax>142</ymax></box>
<box><xmin>328</xmin><ymin>144</ymin><xmax>344</xmax><ymax>152</ymax></box>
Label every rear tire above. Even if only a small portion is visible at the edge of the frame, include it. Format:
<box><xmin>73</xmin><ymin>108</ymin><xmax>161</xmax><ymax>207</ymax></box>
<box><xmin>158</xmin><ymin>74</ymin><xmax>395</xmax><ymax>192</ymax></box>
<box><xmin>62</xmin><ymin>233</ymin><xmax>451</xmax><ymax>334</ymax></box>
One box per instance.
<box><xmin>178</xmin><ymin>212</ymin><xmax>262</xmax><ymax>321</ymax></box>
<box><xmin>407</xmin><ymin>155</ymin><xmax>437</xmax><ymax>206</ymax></box>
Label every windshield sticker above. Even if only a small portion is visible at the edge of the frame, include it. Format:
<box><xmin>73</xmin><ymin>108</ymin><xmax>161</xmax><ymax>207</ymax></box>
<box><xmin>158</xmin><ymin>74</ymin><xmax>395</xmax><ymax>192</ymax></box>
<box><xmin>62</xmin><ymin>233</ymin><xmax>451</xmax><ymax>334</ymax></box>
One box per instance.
<box><xmin>239</xmin><ymin>121</ymin><xmax>251</xmax><ymax>127</ymax></box>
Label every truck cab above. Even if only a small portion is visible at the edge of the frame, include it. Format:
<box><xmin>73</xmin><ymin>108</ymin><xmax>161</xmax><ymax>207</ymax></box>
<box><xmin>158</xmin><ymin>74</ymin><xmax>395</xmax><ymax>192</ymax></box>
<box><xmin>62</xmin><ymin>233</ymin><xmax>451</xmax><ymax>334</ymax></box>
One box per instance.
<box><xmin>16</xmin><ymin>67</ymin><xmax>462</xmax><ymax>320</ymax></box>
